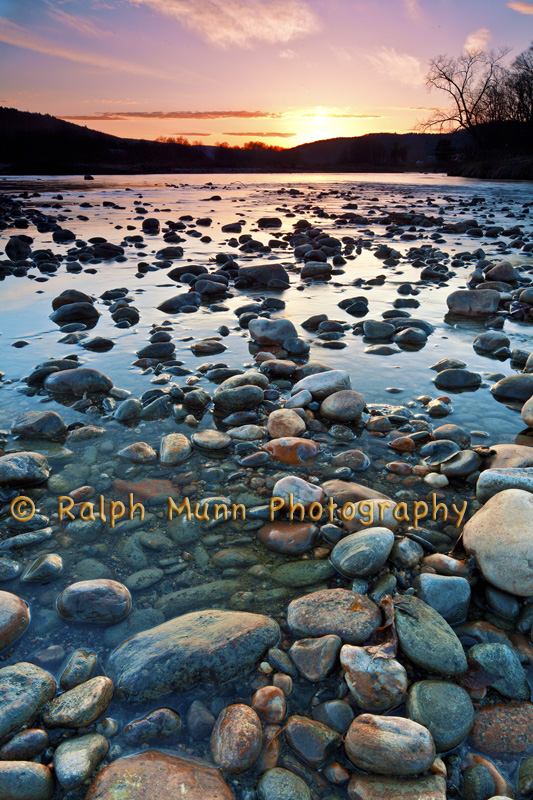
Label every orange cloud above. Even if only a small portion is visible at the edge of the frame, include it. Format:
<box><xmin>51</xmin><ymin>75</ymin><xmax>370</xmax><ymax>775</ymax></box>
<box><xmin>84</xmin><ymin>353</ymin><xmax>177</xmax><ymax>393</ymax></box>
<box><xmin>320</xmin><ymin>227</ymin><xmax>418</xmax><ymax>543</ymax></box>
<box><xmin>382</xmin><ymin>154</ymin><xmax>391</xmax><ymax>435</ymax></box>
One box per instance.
<box><xmin>62</xmin><ymin>109</ymin><xmax>383</xmax><ymax>121</ymax></box>
<box><xmin>508</xmin><ymin>1</ymin><xmax>533</xmax><ymax>12</ymax></box>
<box><xmin>222</xmin><ymin>131</ymin><xmax>298</xmax><ymax>137</ymax></box>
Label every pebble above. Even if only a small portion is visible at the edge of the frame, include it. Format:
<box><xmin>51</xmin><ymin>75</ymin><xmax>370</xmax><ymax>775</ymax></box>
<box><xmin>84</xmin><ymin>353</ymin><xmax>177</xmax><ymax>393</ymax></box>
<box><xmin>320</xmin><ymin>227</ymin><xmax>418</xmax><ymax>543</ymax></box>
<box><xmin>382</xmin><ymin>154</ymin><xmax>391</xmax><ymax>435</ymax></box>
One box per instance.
<box><xmin>345</xmin><ymin>714</ymin><xmax>436</xmax><ymax>776</ymax></box>
<box><xmin>210</xmin><ymin>704</ymin><xmax>262</xmax><ymax>774</ymax></box>
<box><xmin>54</xmin><ymin>733</ymin><xmax>109</xmax><ymax>790</ymax></box>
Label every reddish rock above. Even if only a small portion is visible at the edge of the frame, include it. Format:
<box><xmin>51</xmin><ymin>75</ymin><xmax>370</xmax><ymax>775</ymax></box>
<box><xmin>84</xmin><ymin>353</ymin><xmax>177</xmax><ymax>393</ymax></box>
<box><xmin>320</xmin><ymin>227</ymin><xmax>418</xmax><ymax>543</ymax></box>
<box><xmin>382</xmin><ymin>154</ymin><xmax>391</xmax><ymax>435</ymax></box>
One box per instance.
<box><xmin>251</xmin><ymin>686</ymin><xmax>286</xmax><ymax>724</ymax></box>
<box><xmin>388</xmin><ymin>437</ymin><xmax>415</xmax><ymax>453</ymax></box>
<box><xmin>263</xmin><ymin>437</ymin><xmax>320</xmax><ymax>465</ymax></box>
<box><xmin>471</xmin><ymin>703</ymin><xmax>533</xmax><ymax>756</ymax></box>
<box><xmin>56</xmin><ymin>580</ymin><xmax>131</xmax><ymax>625</ymax></box>
<box><xmin>114</xmin><ymin>478</ymin><xmax>176</xmax><ymax>502</ymax></box>
<box><xmin>332</xmin><ymin>450</ymin><xmax>370</xmax><ymax>471</ymax></box>
<box><xmin>85</xmin><ymin>750</ymin><xmax>235</xmax><ymax>799</ymax></box>
<box><xmin>257</xmin><ymin>522</ymin><xmax>318</xmax><ymax>555</ymax></box>
<box><xmin>211</xmin><ymin>704</ymin><xmax>262</xmax><ymax>774</ymax></box>
<box><xmin>345</xmin><ymin>714</ymin><xmax>436</xmax><ymax>776</ymax></box>
<box><xmin>256</xmin><ymin>724</ymin><xmax>281</xmax><ymax>773</ymax></box>
<box><xmin>0</xmin><ymin>591</ymin><xmax>30</xmax><ymax>652</ymax></box>
<box><xmin>267</xmin><ymin>409</ymin><xmax>306</xmax><ymax>438</ymax></box>
<box><xmin>348</xmin><ymin>774</ymin><xmax>447</xmax><ymax>799</ymax></box>
<box><xmin>287</xmin><ymin>589</ymin><xmax>380</xmax><ymax>644</ymax></box>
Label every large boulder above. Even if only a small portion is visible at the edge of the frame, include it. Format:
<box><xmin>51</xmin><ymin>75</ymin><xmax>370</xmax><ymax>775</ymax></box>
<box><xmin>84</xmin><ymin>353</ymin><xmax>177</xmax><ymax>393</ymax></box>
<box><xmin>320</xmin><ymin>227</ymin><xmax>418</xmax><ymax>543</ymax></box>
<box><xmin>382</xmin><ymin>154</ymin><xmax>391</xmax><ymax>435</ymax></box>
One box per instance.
<box><xmin>107</xmin><ymin>610</ymin><xmax>279</xmax><ymax>701</ymax></box>
<box><xmin>85</xmin><ymin>751</ymin><xmax>235</xmax><ymax>800</ymax></box>
<box><xmin>463</xmin><ymin>489</ymin><xmax>533</xmax><ymax>596</ymax></box>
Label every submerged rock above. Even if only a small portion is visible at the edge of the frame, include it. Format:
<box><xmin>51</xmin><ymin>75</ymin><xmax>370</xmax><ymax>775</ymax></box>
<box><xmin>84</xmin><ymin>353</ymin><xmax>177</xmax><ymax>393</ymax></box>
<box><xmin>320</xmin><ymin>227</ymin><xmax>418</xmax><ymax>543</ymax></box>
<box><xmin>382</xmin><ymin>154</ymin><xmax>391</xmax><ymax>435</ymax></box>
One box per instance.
<box><xmin>107</xmin><ymin>610</ymin><xmax>279</xmax><ymax>701</ymax></box>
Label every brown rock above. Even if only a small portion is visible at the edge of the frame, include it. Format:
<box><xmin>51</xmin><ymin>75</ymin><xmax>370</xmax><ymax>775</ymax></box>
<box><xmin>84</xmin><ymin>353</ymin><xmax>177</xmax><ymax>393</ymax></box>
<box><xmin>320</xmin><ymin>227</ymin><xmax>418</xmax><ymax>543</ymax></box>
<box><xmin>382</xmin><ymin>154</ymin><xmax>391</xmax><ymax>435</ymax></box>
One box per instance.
<box><xmin>290</xmin><ymin>635</ymin><xmax>342</xmax><ymax>682</ymax></box>
<box><xmin>0</xmin><ymin>761</ymin><xmax>54</xmax><ymax>800</ymax></box>
<box><xmin>85</xmin><ymin>750</ymin><xmax>235</xmax><ymax>799</ymax></box>
<box><xmin>42</xmin><ymin>676</ymin><xmax>113</xmax><ymax>729</ymax></box>
<box><xmin>340</xmin><ymin>645</ymin><xmax>408</xmax><ymax>712</ymax></box>
<box><xmin>251</xmin><ymin>686</ymin><xmax>286</xmax><ymax>724</ymax></box>
<box><xmin>211</xmin><ymin>704</ymin><xmax>262</xmax><ymax>774</ymax></box>
<box><xmin>345</xmin><ymin>714</ymin><xmax>436</xmax><ymax>776</ymax></box>
<box><xmin>0</xmin><ymin>591</ymin><xmax>30</xmax><ymax>652</ymax></box>
<box><xmin>348</xmin><ymin>774</ymin><xmax>446</xmax><ymax>800</ymax></box>
<box><xmin>263</xmin><ymin>437</ymin><xmax>320</xmax><ymax>465</ymax></box>
<box><xmin>267</xmin><ymin>409</ymin><xmax>306</xmax><ymax>438</ymax></box>
<box><xmin>0</xmin><ymin>728</ymin><xmax>49</xmax><ymax>761</ymax></box>
<box><xmin>257</xmin><ymin>522</ymin><xmax>318</xmax><ymax>555</ymax></box>
<box><xmin>471</xmin><ymin>703</ymin><xmax>533</xmax><ymax>756</ymax></box>
<box><xmin>332</xmin><ymin>450</ymin><xmax>370</xmax><ymax>471</ymax></box>
<box><xmin>288</xmin><ymin>589</ymin><xmax>380</xmax><ymax>644</ymax></box>
<box><xmin>320</xmin><ymin>390</ymin><xmax>365</xmax><ymax>422</ymax></box>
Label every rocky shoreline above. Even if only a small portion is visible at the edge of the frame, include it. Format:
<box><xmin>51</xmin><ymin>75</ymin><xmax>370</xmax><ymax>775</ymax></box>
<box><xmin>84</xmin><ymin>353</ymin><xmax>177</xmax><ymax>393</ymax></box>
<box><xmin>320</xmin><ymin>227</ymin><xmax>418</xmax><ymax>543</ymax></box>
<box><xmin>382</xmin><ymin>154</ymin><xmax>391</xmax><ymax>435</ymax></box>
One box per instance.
<box><xmin>0</xmin><ymin>176</ymin><xmax>532</xmax><ymax>799</ymax></box>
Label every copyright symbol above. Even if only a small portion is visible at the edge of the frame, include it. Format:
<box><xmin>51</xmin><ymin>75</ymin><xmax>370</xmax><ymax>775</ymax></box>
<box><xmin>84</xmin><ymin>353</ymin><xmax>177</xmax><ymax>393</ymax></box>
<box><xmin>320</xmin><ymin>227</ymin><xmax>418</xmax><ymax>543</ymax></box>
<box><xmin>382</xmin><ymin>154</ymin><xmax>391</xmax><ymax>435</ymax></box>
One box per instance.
<box><xmin>10</xmin><ymin>495</ymin><xmax>36</xmax><ymax>522</ymax></box>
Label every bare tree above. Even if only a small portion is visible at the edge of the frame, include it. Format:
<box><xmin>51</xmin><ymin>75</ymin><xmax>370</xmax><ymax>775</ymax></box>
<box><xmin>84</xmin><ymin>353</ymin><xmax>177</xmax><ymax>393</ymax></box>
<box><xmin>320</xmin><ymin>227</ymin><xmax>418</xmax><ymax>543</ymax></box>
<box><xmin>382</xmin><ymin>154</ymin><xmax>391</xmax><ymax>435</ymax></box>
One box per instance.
<box><xmin>422</xmin><ymin>48</ymin><xmax>510</xmax><ymax>142</ymax></box>
<box><xmin>507</xmin><ymin>44</ymin><xmax>533</xmax><ymax>124</ymax></box>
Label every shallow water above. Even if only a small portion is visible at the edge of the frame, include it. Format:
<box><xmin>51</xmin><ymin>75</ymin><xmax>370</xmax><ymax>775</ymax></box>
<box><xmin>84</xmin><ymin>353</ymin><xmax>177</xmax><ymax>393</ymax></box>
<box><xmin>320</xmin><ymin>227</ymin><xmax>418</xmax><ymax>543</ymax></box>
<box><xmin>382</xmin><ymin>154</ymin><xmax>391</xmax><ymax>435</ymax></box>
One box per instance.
<box><xmin>1</xmin><ymin>172</ymin><xmax>532</xmax><ymax>797</ymax></box>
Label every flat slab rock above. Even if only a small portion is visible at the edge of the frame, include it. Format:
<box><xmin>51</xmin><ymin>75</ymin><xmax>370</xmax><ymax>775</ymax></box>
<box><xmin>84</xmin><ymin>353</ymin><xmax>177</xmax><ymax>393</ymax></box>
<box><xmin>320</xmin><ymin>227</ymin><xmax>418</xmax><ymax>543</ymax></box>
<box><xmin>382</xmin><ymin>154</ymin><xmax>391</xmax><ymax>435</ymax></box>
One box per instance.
<box><xmin>107</xmin><ymin>609</ymin><xmax>280</xmax><ymax>702</ymax></box>
<box><xmin>85</xmin><ymin>750</ymin><xmax>235</xmax><ymax>800</ymax></box>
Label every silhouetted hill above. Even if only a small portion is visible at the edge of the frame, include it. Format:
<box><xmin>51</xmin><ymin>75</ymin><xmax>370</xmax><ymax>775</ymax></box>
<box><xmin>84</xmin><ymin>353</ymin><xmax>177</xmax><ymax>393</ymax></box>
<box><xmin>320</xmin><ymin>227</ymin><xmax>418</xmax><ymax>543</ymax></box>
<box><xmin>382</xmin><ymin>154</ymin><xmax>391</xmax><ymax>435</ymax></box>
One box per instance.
<box><xmin>0</xmin><ymin>106</ymin><xmax>491</xmax><ymax>175</ymax></box>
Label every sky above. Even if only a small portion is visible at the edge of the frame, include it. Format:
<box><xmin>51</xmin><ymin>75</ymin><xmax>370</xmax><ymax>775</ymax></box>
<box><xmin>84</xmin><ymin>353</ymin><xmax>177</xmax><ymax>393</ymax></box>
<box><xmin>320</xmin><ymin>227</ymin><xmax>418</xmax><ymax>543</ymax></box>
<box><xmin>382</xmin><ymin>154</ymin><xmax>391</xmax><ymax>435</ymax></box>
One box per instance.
<box><xmin>1</xmin><ymin>0</ymin><xmax>532</xmax><ymax>147</ymax></box>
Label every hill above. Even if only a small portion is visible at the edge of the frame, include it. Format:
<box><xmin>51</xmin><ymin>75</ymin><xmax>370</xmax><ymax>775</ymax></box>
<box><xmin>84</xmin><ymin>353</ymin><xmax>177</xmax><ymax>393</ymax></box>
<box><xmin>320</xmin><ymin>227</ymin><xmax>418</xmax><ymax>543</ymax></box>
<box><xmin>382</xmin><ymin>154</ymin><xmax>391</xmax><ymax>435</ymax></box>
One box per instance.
<box><xmin>0</xmin><ymin>106</ymin><xmax>469</xmax><ymax>175</ymax></box>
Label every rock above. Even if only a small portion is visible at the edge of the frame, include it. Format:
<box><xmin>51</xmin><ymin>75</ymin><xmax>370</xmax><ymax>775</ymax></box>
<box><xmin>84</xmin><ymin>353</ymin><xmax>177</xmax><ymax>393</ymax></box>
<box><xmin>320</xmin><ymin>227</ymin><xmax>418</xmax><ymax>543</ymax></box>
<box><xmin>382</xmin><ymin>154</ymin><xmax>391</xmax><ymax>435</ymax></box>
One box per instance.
<box><xmin>248</xmin><ymin>318</ymin><xmax>298</xmax><ymax>344</ymax></box>
<box><xmin>471</xmin><ymin>703</ymin><xmax>533</xmax><ymax>756</ymax></box>
<box><xmin>292</xmin><ymin>369</ymin><xmax>351</xmax><ymax>400</ymax></box>
<box><xmin>363</xmin><ymin>320</ymin><xmax>395</xmax><ymax>339</ymax></box>
<box><xmin>468</xmin><ymin>643</ymin><xmax>530</xmax><ymax>699</ymax></box>
<box><xmin>5</xmin><ymin>236</ymin><xmax>31</xmax><ymax>261</ymax></box>
<box><xmin>0</xmin><ymin>592</ymin><xmax>30</xmax><ymax>652</ymax></box>
<box><xmin>60</xmin><ymin>649</ymin><xmax>97</xmax><ymax>690</ymax></box>
<box><xmin>157</xmin><ymin>292</ymin><xmax>200</xmax><ymax>313</ymax></box>
<box><xmin>340</xmin><ymin>645</ymin><xmax>408</xmax><ymax>711</ymax></box>
<box><xmin>522</xmin><ymin>396</ymin><xmax>533</xmax><ymax>427</ymax></box>
<box><xmin>271</xmin><ymin>475</ymin><xmax>324</xmax><ymax>509</ymax></box>
<box><xmin>214</xmin><ymin>385</ymin><xmax>264</xmax><ymax>413</ymax></box>
<box><xmin>322</xmin><ymin>480</ymin><xmax>397</xmax><ymax>532</ymax></box>
<box><xmin>258</xmin><ymin>767</ymin><xmax>311</xmax><ymax>800</ymax></box>
<box><xmin>0</xmin><ymin>762</ymin><xmax>54</xmax><ymax>800</ymax></box>
<box><xmin>476</xmin><ymin>468</ymin><xmax>533</xmax><ymax>502</ymax></box>
<box><xmin>107</xmin><ymin>610</ymin><xmax>279</xmax><ymax>701</ymax></box>
<box><xmin>54</xmin><ymin>733</ymin><xmax>109</xmax><ymax>790</ymax></box>
<box><xmin>44</xmin><ymin>368</ymin><xmax>112</xmax><ymax>395</ymax></box>
<box><xmin>50</xmin><ymin>302</ymin><xmax>99</xmax><ymax>325</ymax></box>
<box><xmin>238</xmin><ymin>263</ymin><xmax>290</xmax><ymax>286</ymax></box>
<box><xmin>348</xmin><ymin>774</ymin><xmax>446</xmax><ymax>800</ymax></box>
<box><xmin>406</xmin><ymin>680</ymin><xmax>474</xmax><ymax>751</ymax></box>
<box><xmin>413</xmin><ymin>574</ymin><xmax>470</xmax><ymax>624</ymax></box>
<box><xmin>56</xmin><ymin>580</ymin><xmax>131</xmax><ymax>624</ymax></box>
<box><xmin>491</xmin><ymin>374</ymin><xmax>533</xmax><ymax>404</ymax></box>
<box><xmin>22</xmin><ymin>554</ymin><xmax>63</xmax><ymax>583</ymax></box>
<box><xmin>287</xmin><ymin>589</ymin><xmax>380</xmax><ymax>644</ymax></box>
<box><xmin>434</xmin><ymin>369</ymin><xmax>481</xmax><ymax>390</ymax></box>
<box><xmin>154</xmin><ymin>580</ymin><xmax>242</xmax><ymax>617</ymax></box>
<box><xmin>446</xmin><ymin>289</ymin><xmax>500</xmax><ymax>317</ymax></box>
<box><xmin>0</xmin><ymin>728</ymin><xmax>49</xmax><ymax>761</ymax></box>
<box><xmin>187</xmin><ymin>700</ymin><xmax>216</xmax><ymax>740</ymax></box>
<box><xmin>257</xmin><ymin>522</ymin><xmax>318</xmax><ymax>554</ymax></box>
<box><xmin>432</xmin><ymin>423</ymin><xmax>471</xmax><ymax>447</ymax></box>
<box><xmin>191</xmin><ymin>339</ymin><xmax>227</xmax><ymax>356</ymax></box>
<box><xmin>118</xmin><ymin>442</ymin><xmax>157</xmax><ymax>463</ymax></box>
<box><xmin>267</xmin><ymin>409</ymin><xmax>305</xmax><ymax>438</ymax></box>
<box><xmin>263</xmin><ymin>437</ymin><xmax>320</xmax><ymax>465</ymax></box>
<box><xmin>273</xmin><ymin>560</ymin><xmax>335</xmax><ymax>586</ymax></box>
<box><xmin>284</xmin><ymin>715</ymin><xmax>341</xmax><ymax>768</ymax></box>
<box><xmin>0</xmin><ymin>452</ymin><xmax>50</xmax><ymax>487</ymax></box>
<box><xmin>160</xmin><ymin>433</ymin><xmax>192</xmax><ymax>464</ymax></box>
<box><xmin>394</xmin><ymin>594</ymin><xmax>467</xmax><ymax>675</ymax></box>
<box><xmin>331</xmin><ymin>528</ymin><xmax>395</xmax><ymax>578</ymax></box>
<box><xmin>345</xmin><ymin>714</ymin><xmax>436</xmax><ymax>776</ymax></box>
<box><xmin>11</xmin><ymin>411</ymin><xmax>67</xmax><ymax>441</ymax></box>
<box><xmin>0</xmin><ymin>662</ymin><xmax>56</xmax><ymax>744</ymax></box>
<box><xmin>485</xmin><ymin>444</ymin><xmax>533</xmax><ymax>469</ymax></box>
<box><xmin>473</xmin><ymin>331</ymin><xmax>510</xmax><ymax>352</ymax></box>
<box><xmin>84</xmin><ymin>751</ymin><xmax>235</xmax><ymax>800</ymax></box>
<box><xmin>463</xmin><ymin>489</ymin><xmax>533</xmax><ymax>595</ymax></box>
<box><xmin>290</xmin><ymin>635</ymin><xmax>341</xmax><ymax>681</ymax></box>
<box><xmin>331</xmin><ymin>449</ymin><xmax>370</xmax><ymax>471</ymax></box>
<box><xmin>42</xmin><ymin>676</ymin><xmax>113</xmax><ymax>729</ymax></box>
<box><xmin>211</xmin><ymin>704</ymin><xmax>262</xmax><ymax>774</ymax></box>
<box><xmin>251</xmin><ymin>686</ymin><xmax>286</xmax><ymax>723</ymax></box>
<box><xmin>439</xmin><ymin>449</ymin><xmax>481</xmax><ymax>477</ymax></box>
<box><xmin>191</xmin><ymin>430</ymin><xmax>231</xmax><ymax>450</ymax></box>
<box><xmin>136</xmin><ymin>342</ymin><xmax>175</xmax><ymax>360</ymax></box>
<box><xmin>320</xmin><ymin>390</ymin><xmax>365</xmax><ymax>422</ymax></box>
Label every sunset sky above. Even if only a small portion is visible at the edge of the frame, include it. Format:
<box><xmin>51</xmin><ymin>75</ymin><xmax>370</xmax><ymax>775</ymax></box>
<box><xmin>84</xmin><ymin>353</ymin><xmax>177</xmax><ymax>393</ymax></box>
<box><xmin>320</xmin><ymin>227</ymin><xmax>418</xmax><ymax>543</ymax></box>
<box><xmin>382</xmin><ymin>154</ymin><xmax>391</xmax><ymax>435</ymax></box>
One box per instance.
<box><xmin>1</xmin><ymin>0</ymin><xmax>532</xmax><ymax>147</ymax></box>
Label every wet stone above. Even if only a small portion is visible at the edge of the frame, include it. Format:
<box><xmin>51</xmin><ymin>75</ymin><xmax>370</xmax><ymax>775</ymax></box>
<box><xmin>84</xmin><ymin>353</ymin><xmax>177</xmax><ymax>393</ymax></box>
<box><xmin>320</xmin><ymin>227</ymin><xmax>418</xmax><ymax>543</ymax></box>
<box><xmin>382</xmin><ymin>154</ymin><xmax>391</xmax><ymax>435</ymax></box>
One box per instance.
<box><xmin>331</xmin><ymin>527</ymin><xmax>395</xmax><ymax>578</ymax></box>
<box><xmin>124</xmin><ymin>708</ymin><xmax>181</xmax><ymax>744</ymax></box>
<box><xmin>257</xmin><ymin>522</ymin><xmax>318</xmax><ymax>555</ymax></box>
<box><xmin>0</xmin><ymin>762</ymin><xmax>54</xmax><ymax>800</ymax></box>
<box><xmin>56</xmin><ymin>579</ymin><xmax>132</xmax><ymax>624</ymax></box>
<box><xmin>21</xmin><ymin>554</ymin><xmax>63</xmax><ymax>583</ymax></box>
<box><xmin>340</xmin><ymin>645</ymin><xmax>408</xmax><ymax>712</ymax></box>
<box><xmin>345</xmin><ymin>714</ymin><xmax>436</xmax><ymax>776</ymax></box>
<box><xmin>258</xmin><ymin>767</ymin><xmax>312</xmax><ymax>800</ymax></box>
<box><xmin>0</xmin><ymin>591</ymin><xmax>30</xmax><ymax>652</ymax></box>
<box><xmin>210</xmin><ymin>703</ymin><xmax>262</xmax><ymax>774</ymax></box>
<box><xmin>54</xmin><ymin>732</ymin><xmax>109</xmax><ymax>790</ymax></box>
<box><xmin>0</xmin><ymin>662</ymin><xmax>56</xmax><ymax>744</ymax></box>
<box><xmin>287</xmin><ymin>589</ymin><xmax>380</xmax><ymax>644</ymax></box>
<box><xmin>290</xmin><ymin>635</ymin><xmax>342</xmax><ymax>681</ymax></box>
<box><xmin>406</xmin><ymin>680</ymin><xmax>475</xmax><ymax>751</ymax></box>
<box><xmin>471</xmin><ymin>703</ymin><xmax>533</xmax><ymax>756</ymax></box>
<box><xmin>284</xmin><ymin>715</ymin><xmax>341</xmax><ymax>768</ymax></box>
<box><xmin>59</xmin><ymin>648</ymin><xmax>97</xmax><ymax>690</ymax></box>
<box><xmin>0</xmin><ymin>728</ymin><xmax>49</xmax><ymax>761</ymax></box>
<box><xmin>42</xmin><ymin>676</ymin><xmax>114</xmax><ymax>729</ymax></box>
